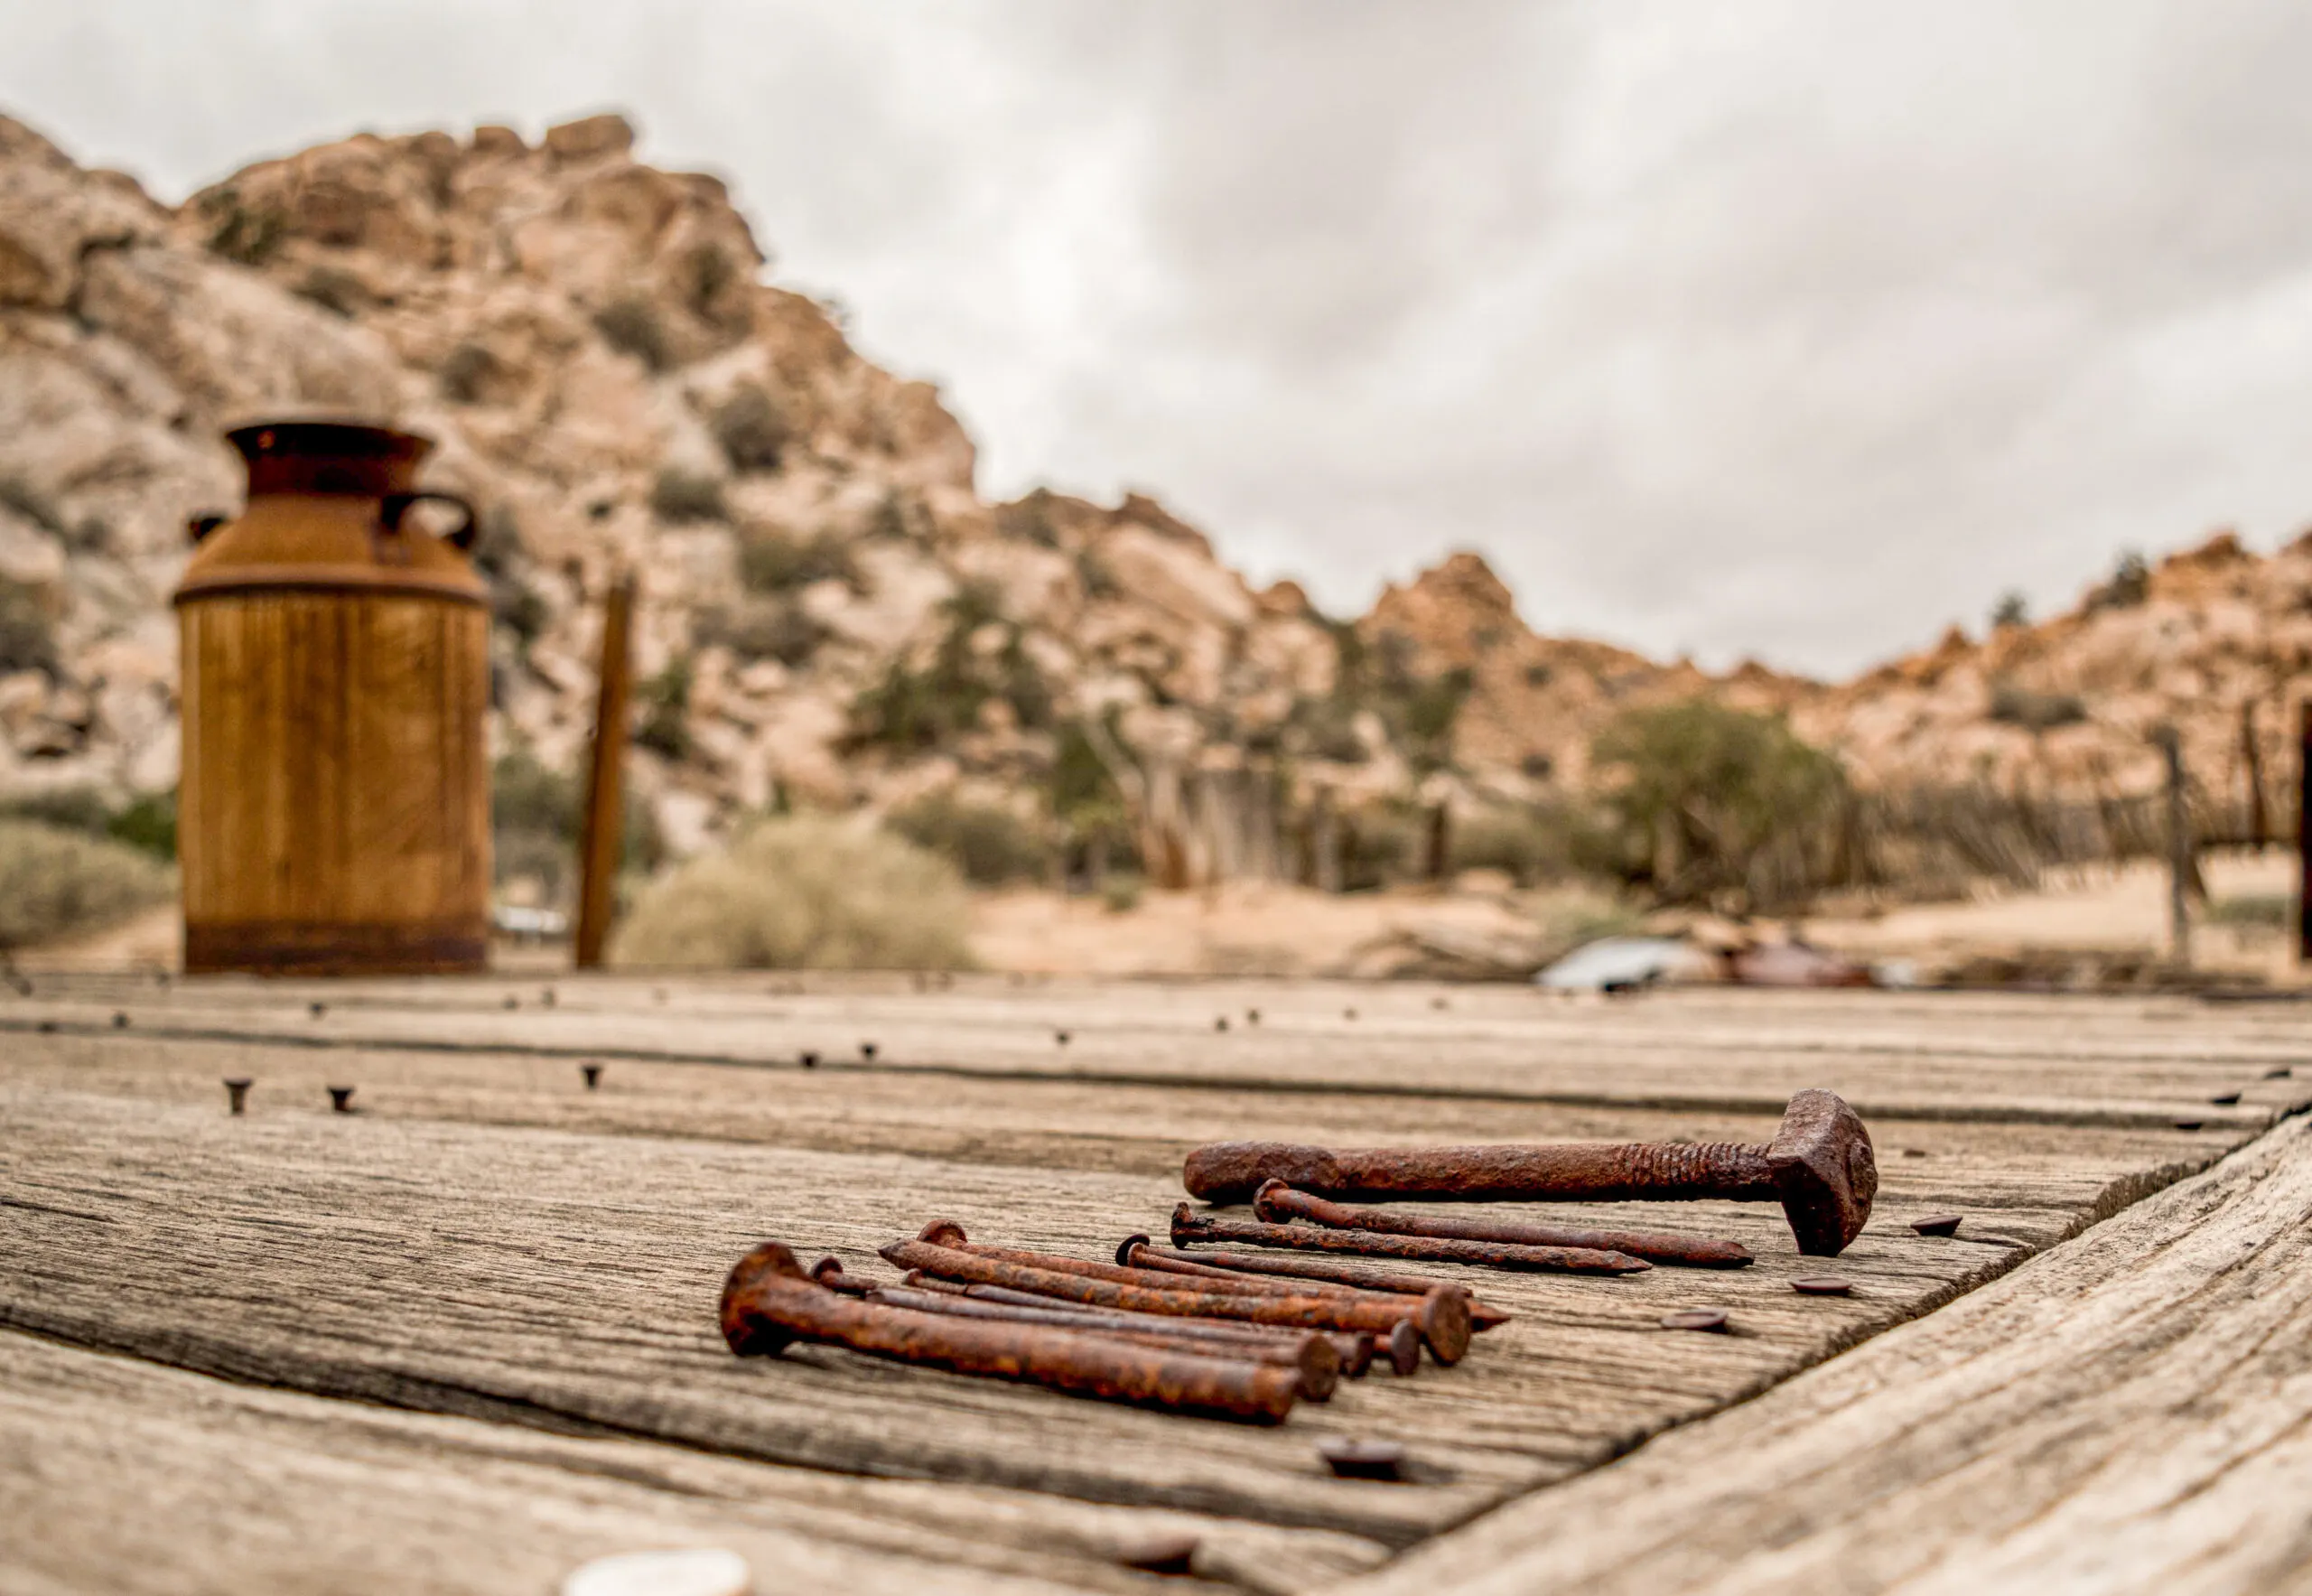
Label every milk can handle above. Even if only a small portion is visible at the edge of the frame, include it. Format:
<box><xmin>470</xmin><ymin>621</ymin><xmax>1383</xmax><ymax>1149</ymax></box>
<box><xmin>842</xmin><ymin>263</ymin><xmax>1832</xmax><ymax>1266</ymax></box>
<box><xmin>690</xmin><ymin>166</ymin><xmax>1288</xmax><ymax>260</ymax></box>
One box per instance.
<box><xmin>380</xmin><ymin>491</ymin><xmax>478</xmax><ymax>551</ymax></box>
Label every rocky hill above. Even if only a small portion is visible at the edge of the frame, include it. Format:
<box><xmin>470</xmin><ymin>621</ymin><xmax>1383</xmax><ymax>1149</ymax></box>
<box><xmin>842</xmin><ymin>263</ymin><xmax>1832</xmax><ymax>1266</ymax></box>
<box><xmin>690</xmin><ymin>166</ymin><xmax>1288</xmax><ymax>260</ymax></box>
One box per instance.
<box><xmin>1</xmin><ymin>109</ymin><xmax>2303</xmax><ymax>893</ymax></box>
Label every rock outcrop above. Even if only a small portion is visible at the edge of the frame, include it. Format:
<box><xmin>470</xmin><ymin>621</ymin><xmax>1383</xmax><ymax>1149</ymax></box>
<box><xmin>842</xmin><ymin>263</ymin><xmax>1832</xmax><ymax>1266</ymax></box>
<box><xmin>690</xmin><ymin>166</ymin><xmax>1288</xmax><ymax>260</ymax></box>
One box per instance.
<box><xmin>2</xmin><ymin>108</ymin><xmax>2303</xmax><ymax>882</ymax></box>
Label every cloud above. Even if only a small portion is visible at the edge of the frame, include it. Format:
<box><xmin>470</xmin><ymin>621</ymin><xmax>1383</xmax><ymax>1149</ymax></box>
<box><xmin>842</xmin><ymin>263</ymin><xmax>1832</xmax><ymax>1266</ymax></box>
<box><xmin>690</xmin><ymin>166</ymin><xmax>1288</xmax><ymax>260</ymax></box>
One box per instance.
<box><xmin>5</xmin><ymin>0</ymin><xmax>2309</xmax><ymax>674</ymax></box>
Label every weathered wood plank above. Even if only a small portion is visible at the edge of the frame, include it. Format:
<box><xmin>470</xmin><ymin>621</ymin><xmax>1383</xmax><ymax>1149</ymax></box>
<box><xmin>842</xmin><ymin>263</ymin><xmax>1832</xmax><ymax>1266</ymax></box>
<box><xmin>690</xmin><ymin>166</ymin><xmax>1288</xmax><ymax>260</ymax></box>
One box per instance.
<box><xmin>0</xmin><ymin>1330</ymin><xmax>1385</xmax><ymax>1596</ymax></box>
<box><xmin>0</xmin><ymin>1069</ymin><xmax>2233</xmax><ymax>1548</ymax></box>
<box><xmin>5</xmin><ymin>979</ymin><xmax>2303</xmax><ymax>1130</ymax></box>
<box><xmin>1331</xmin><ymin>1113</ymin><xmax>2312</xmax><ymax>1596</ymax></box>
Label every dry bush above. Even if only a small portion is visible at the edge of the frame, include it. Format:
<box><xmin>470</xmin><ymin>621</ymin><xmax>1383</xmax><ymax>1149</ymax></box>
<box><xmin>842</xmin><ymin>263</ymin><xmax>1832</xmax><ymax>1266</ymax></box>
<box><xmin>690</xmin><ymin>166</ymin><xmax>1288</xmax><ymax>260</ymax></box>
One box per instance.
<box><xmin>0</xmin><ymin>819</ymin><xmax>172</xmax><ymax>949</ymax></box>
<box><xmin>613</xmin><ymin>815</ymin><xmax>974</xmax><ymax>970</ymax></box>
<box><xmin>886</xmin><ymin>791</ymin><xmax>1046</xmax><ymax>885</ymax></box>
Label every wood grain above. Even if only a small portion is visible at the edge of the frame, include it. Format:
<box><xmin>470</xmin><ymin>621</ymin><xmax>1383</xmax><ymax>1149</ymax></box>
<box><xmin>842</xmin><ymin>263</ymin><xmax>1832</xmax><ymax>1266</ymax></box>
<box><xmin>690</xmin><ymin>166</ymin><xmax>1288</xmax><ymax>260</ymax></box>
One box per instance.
<box><xmin>0</xmin><ymin>1330</ymin><xmax>1389</xmax><ymax>1595</ymax></box>
<box><xmin>1331</xmin><ymin>1114</ymin><xmax>2312</xmax><ymax>1595</ymax></box>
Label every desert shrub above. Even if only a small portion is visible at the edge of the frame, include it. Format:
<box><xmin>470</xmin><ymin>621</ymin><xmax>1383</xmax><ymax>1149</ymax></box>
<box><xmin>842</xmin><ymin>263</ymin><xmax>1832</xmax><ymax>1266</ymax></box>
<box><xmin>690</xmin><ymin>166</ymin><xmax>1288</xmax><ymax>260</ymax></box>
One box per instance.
<box><xmin>491</xmin><ymin>748</ymin><xmax>664</xmax><ymax>906</ymax></box>
<box><xmin>1446</xmin><ymin>804</ymin><xmax>1609</xmax><ymax>886</ymax></box>
<box><xmin>612</xmin><ymin>814</ymin><xmax>974</xmax><ymax>970</ymax></box>
<box><xmin>634</xmin><ymin>658</ymin><xmax>694</xmax><ymax>761</ymax></box>
<box><xmin>1100</xmin><ymin>873</ymin><xmax>1144</xmax><ymax>913</ymax></box>
<box><xmin>198</xmin><ymin>188</ymin><xmax>285</xmax><ymax>265</ymax></box>
<box><xmin>1988</xmin><ymin>682</ymin><xmax>2087</xmax><ymax>732</ymax></box>
<box><xmin>2086</xmin><ymin>550</ymin><xmax>2150</xmax><ymax>612</ymax></box>
<box><xmin>697</xmin><ymin>598</ymin><xmax>824</xmax><ymax>666</ymax></box>
<box><xmin>2207</xmin><ymin>892</ymin><xmax>2291</xmax><ymax>929</ymax></box>
<box><xmin>712</xmin><ymin>387</ymin><xmax>790</xmax><ymax>472</ymax></box>
<box><xmin>1990</xmin><ymin>591</ymin><xmax>2030</xmax><ymax>629</ymax></box>
<box><xmin>649</xmin><ymin>468</ymin><xmax>728</xmax><ymax>524</ymax></box>
<box><xmin>739</xmin><ymin>528</ymin><xmax>855</xmax><ymax>593</ymax></box>
<box><xmin>0</xmin><ymin>819</ymin><xmax>172</xmax><ymax>949</ymax></box>
<box><xmin>0</xmin><ymin>787</ymin><xmax>177</xmax><ymax>860</ymax></box>
<box><xmin>1338</xmin><ymin>805</ymin><xmax>1425</xmax><ymax>892</ymax></box>
<box><xmin>886</xmin><ymin>792</ymin><xmax>1046</xmax><ymax>885</ymax></box>
<box><xmin>849</xmin><ymin>585</ymin><xmax>1052</xmax><ymax>748</ymax></box>
<box><xmin>594</xmin><ymin>296</ymin><xmax>673</xmax><ymax>371</ymax></box>
<box><xmin>438</xmin><ymin>341</ymin><xmax>499</xmax><ymax>403</ymax></box>
<box><xmin>293</xmin><ymin>266</ymin><xmax>372</xmax><ymax>318</ymax></box>
<box><xmin>1590</xmin><ymin>698</ymin><xmax>1848</xmax><ymax>908</ymax></box>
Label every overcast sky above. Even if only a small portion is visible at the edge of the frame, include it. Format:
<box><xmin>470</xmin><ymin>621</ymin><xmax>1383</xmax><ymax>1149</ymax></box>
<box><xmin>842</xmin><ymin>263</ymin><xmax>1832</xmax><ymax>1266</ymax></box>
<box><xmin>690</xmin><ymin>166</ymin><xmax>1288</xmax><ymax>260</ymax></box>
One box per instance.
<box><xmin>7</xmin><ymin>2</ymin><xmax>2311</xmax><ymax>677</ymax></box>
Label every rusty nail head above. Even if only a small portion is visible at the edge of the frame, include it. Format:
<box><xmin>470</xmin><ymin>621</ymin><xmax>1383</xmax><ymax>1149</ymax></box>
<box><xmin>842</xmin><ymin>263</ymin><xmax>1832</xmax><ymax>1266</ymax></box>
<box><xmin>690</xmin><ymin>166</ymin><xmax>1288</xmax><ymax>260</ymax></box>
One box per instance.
<box><xmin>1661</xmin><ymin>1309</ymin><xmax>1728</xmax><ymax>1331</ymax></box>
<box><xmin>1383</xmin><ymin>1320</ymin><xmax>1422</xmax><ymax>1375</ymax></box>
<box><xmin>799</xmin><ymin>1050</ymin><xmax>818</xmax><ymax>1069</ymax></box>
<box><xmin>309</xmin><ymin>1001</ymin><xmax>326</xmax><ymax>1019</ymax></box>
<box><xmin>918</xmin><ymin>1218</ymin><xmax>969</xmax><ymax>1247</ymax></box>
<box><xmin>1116</xmin><ymin>1535</ymin><xmax>1198</xmax><ymax>1574</ymax></box>
<box><xmin>223</xmin><ymin>1078</ymin><xmax>251</xmax><ymax>1114</ymax></box>
<box><xmin>582</xmin><ymin>1063</ymin><xmax>602</xmax><ymax>1089</ymax></box>
<box><xmin>1792</xmin><ymin>1275</ymin><xmax>1852</xmax><ymax>1296</ymax></box>
<box><xmin>1115</xmin><ymin>1233</ymin><xmax>1153</xmax><ymax>1266</ymax></box>
<box><xmin>327</xmin><ymin>1086</ymin><xmax>356</xmax><ymax>1113</ymax></box>
<box><xmin>112</xmin><ymin>1011</ymin><xmax>128</xmax><ymax>1028</ymax></box>
<box><xmin>2208</xmin><ymin>1093</ymin><xmax>2241</xmax><ymax>1106</ymax></box>
<box><xmin>1318</xmin><ymin>1438</ymin><xmax>1405</xmax><ymax>1480</ymax></box>
<box><xmin>861</xmin><ymin>1041</ymin><xmax>878</xmax><ymax>1060</ymax></box>
<box><xmin>1911</xmin><ymin>1214</ymin><xmax>1962</xmax><ymax>1237</ymax></box>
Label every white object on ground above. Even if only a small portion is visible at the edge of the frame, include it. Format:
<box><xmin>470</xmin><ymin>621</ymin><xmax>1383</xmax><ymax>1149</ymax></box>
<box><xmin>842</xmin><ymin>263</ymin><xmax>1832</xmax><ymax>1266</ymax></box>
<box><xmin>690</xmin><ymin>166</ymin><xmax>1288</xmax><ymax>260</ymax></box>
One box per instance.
<box><xmin>1534</xmin><ymin>936</ymin><xmax>1719</xmax><ymax>991</ymax></box>
<box><xmin>562</xmin><ymin>1547</ymin><xmax>752</xmax><ymax>1596</ymax></box>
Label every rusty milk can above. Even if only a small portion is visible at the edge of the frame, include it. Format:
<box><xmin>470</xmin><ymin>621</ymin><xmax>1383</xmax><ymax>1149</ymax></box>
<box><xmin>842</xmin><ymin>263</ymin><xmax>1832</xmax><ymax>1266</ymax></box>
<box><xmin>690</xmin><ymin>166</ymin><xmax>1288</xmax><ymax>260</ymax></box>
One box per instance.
<box><xmin>174</xmin><ymin>421</ymin><xmax>491</xmax><ymax>974</ymax></box>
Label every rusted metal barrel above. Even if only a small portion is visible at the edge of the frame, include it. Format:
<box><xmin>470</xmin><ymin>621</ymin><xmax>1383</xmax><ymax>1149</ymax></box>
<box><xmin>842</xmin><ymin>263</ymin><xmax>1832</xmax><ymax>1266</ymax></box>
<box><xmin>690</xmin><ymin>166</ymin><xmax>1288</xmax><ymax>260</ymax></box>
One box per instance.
<box><xmin>174</xmin><ymin>421</ymin><xmax>489</xmax><ymax>975</ymax></box>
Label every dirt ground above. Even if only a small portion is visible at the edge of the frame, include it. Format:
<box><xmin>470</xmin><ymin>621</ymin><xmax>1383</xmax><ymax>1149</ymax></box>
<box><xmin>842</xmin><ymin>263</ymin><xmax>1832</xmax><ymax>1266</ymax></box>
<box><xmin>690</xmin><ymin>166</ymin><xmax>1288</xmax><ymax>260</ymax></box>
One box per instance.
<box><xmin>15</xmin><ymin>848</ymin><xmax>2306</xmax><ymax>985</ymax></box>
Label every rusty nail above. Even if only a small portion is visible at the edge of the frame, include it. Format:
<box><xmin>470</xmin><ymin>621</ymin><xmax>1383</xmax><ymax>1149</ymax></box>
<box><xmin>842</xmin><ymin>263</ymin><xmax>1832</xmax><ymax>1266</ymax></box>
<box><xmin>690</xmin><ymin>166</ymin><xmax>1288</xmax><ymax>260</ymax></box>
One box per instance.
<box><xmin>1123</xmin><ymin>1239</ymin><xmax>1512</xmax><ymax>1330</ymax></box>
<box><xmin>308</xmin><ymin>1001</ymin><xmax>326</xmax><ymax>1019</ymax></box>
<box><xmin>1318</xmin><ymin>1438</ymin><xmax>1406</xmax><ymax>1480</ymax></box>
<box><xmin>111</xmin><ymin>1011</ymin><xmax>128</xmax><ymax>1028</ymax></box>
<box><xmin>1911</xmin><ymin>1213</ymin><xmax>1963</xmax><ymax>1236</ymax></box>
<box><xmin>223</xmin><ymin>1078</ymin><xmax>251</xmax><ymax>1115</ymax></box>
<box><xmin>926</xmin><ymin>1225</ymin><xmax>1409</xmax><ymax>1368</ymax></box>
<box><xmin>1116</xmin><ymin>1535</ymin><xmax>1199</xmax><ymax>1574</ymax></box>
<box><xmin>1660</xmin><ymin>1309</ymin><xmax>1728</xmax><ymax>1331</ymax></box>
<box><xmin>581</xmin><ymin>1063</ymin><xmax>602</xmax><ymax>1090</ymax></box>
<box><xmin>884</xmin><ymin>1230</ymin><xmax>1468</xmax><ymax>1362</ymax></box>
<box><xmin>2208</xmin><ymin>1092</ymin><xmax>2241</xmax><ymax>1106</ymax></box>
<box><xmin>1184</xmin><ymin>1087</ymin><xmax>1878</xmax><ymax>1257</ymax></box>
<box><xmin>327</xmin><ymin>1086</ymin><xmax>356</xmax><ymax>1114</ymax></box>
<box><xmin>1175</xmin><ymin>1203</ymin><xmax>1646</xmax><ymax>1275</ymax></box>
<box><xmin>1791</xmin><ymin>1274</ymin><xmax>1852</xmax><ymax>1295</ymax></box>
<box><xmin>1955</xmin><ymin>1232</ymin><xmax>2029</xmax><ymax>1249</ymax></box>
<box><xmin>721</xmin><ymin>1242</ymin><xmax>1299</xmax><ymax>1422</ymax></box>
<box><xmin>2173</xmin><ymin>1119</ymin><xmax>2205</xmax><ymax>1131</ymax></box>
<box><xmin>811</xmin><ymin>1257</ymin><xmax>873</xmax><ymax>1296</ymax></box>
<box><xmin>1255</xmin><ymin>1181</ymin><xmax>1750</xmax><ymax>1268</ymax></box>
<box><xmin>869</xmin><ymin>1283</ymin><xmax>1341</xmax><ymax>1399</ymax></box>
<box><xmin>799</xmin><ymin>1050</ymin><xmax>818</xmax><ymax>1069</ymax></box>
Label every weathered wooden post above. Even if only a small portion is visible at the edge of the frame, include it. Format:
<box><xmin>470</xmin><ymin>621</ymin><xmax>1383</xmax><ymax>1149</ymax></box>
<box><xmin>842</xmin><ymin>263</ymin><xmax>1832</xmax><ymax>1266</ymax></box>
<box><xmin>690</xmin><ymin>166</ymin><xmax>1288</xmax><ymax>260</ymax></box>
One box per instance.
<box><xmin>573</xmin><ymin>573</ymin><xmax>635</xmax><ymax>970</ymax></box>
<box><xmin>175</xmin><ymin>422</ymin><xmax>489</xmax><ymax>974</ymax></box>
<box><xmin>2300</xmin><ymin>700</ymin><xmax>2312</xmax><ymax>965</ymax></box>
<box><xmin>2242</xmin><ymin>699</ymin><xmax>2268</xmax><ymax>851</ymax></box>
<box><xmin>2154</xmin><ymin>726</ymin><xmax>2191</xmax><ymax>967</ymax></box>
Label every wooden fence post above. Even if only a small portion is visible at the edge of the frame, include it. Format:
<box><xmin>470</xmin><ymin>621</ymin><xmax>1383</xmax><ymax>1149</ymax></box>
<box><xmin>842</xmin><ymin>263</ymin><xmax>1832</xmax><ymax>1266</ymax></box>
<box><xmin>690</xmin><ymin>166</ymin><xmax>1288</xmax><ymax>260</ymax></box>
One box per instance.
<box><xmin>2299</xmin><ymin>700</ymin><xmax>2311</xmax><ymax>966</ymax></box>
<box><xmin>574</xmin><ymin>573</ymin><xmax>635</xmax><ymax>970</ymax></box>
<box><xmin>2156</xmin><ymin>726</ymin><xmax>2190</xmax><ymax>967</ymax></box>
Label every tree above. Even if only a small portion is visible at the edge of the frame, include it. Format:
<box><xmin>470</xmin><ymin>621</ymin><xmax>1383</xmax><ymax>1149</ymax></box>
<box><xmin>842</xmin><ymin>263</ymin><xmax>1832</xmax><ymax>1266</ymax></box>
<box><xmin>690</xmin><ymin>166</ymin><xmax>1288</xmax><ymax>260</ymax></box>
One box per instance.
<box><xmin>1590</xmin><ymin>699</ymin><xmax>1847</xmax><ymax>910</ymax></box>
<box><xmin>1990</xmin><ymin>591</ymin><xmax>2029</xmax><ymax>630</ymax></box>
